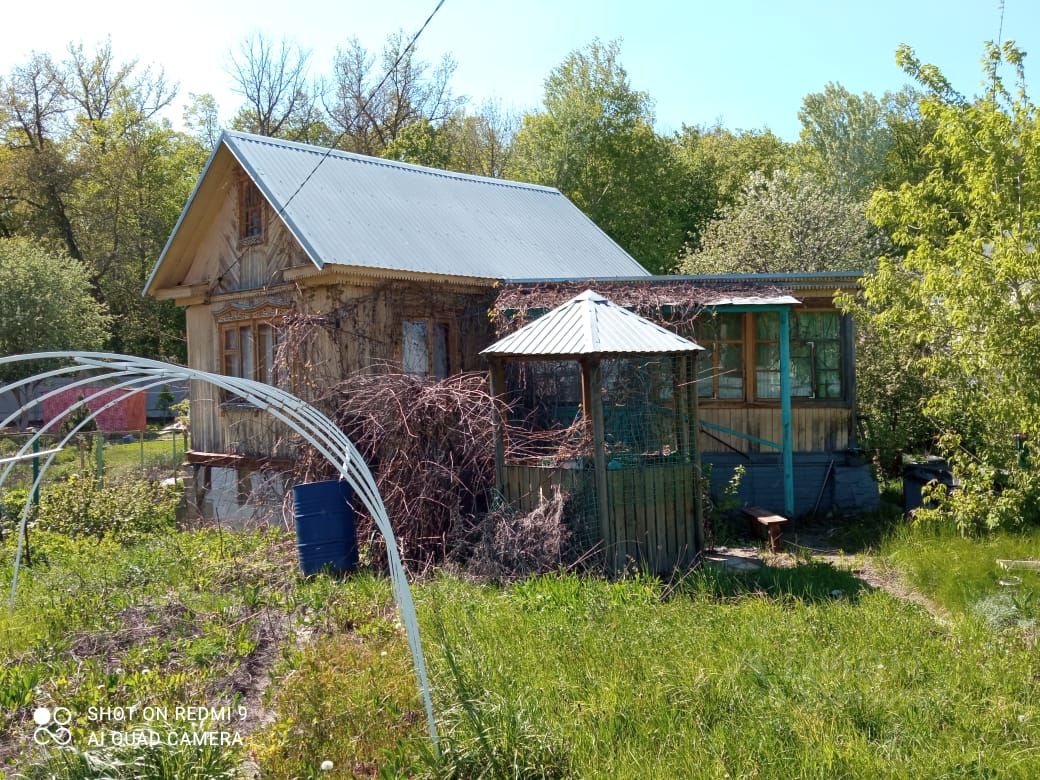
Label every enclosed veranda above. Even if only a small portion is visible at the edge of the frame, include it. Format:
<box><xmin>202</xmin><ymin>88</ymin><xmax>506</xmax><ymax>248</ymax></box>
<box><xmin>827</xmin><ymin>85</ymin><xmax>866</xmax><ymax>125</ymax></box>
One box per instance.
<box><xmin>481</xmin><ymin>290</ymin><xmax>706</xmax><ymax>574</ymax></box>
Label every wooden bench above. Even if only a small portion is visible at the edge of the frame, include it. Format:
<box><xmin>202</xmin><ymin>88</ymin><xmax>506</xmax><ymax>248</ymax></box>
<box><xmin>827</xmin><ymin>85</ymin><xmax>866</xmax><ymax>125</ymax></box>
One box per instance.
<box><xmin>742</xmin><ymin>507</ymin><xmax>789</xmax><ymax>553</ymax></box>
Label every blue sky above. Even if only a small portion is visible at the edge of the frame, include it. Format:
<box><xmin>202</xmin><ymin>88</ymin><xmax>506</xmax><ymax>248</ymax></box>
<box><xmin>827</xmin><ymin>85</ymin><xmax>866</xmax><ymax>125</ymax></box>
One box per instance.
<box><xmin>2</xmin><ymin>0</ymin><xmax>1036</xmax><ymax>140</ymax></box>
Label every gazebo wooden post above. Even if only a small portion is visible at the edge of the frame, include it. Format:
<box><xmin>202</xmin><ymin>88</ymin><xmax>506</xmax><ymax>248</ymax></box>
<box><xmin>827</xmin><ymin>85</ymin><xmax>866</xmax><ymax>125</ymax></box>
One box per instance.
<box><xmin>488</xmin><ymin>357</ymin><xmax>507</xmax><ymax>495</ymax></box>
<box><xmin>675</xmin><ymin>355</ymin><xmax>695</xmax><ymax>564</ymax></box>
<box><xmin>581</xmin><ymin>356</ymin><xmax>612</xmax><ymax>569</ymax></box>
<box><xmin>689</xmin><ymin>354</ymin><xmax>705</xmax><ymax>554</ymax></box>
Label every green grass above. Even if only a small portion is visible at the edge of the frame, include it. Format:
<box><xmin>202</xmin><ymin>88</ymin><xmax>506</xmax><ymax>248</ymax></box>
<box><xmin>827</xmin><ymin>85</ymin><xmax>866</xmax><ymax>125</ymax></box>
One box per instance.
<box><xmin>4</xmin><ymin>520</ymin><xmax>1040</xmax><ymax>778</ymax></box>
<box><xmin>0</xmin><ymin>528</ymin><xmax>295</xmax><ymax>774</ymax></box>
<box><xmin>885</xmin><ymin>523</ymin><xmax>1040</xmax><ymax>628</ymax></box>
<box><xmin>256</xmin><ymin>565</ymin><xmax>1040</xmax><ymax>778</ymax></box>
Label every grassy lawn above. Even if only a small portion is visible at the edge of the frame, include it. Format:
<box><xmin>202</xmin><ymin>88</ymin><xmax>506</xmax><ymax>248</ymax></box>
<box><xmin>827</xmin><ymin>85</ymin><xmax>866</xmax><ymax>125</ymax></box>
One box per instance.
<box><xmin>885</xmin><ymin>524</ymin><xmax>1040</xmax><ymax>628</ymax></box>
<box><xmin>3</xmin><ymin>520</ymin><xmax>1040</xmax><ymax>778</ymax></box>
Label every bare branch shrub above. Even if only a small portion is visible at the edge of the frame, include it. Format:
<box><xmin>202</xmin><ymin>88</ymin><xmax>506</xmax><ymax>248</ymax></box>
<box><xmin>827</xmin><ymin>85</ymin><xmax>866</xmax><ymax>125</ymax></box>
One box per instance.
<box><xmin>462</xmin><ymin>487</ymin><xmax>570</xmax><ymax>580</ymax></box>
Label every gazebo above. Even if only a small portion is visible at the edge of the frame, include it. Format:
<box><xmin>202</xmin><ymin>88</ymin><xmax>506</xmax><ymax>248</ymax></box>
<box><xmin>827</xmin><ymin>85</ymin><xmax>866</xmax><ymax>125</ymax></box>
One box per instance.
<box><xmin>481</xmin><ymin>290</ymin><xmax>705</xmax><ymax>573</ymax></box>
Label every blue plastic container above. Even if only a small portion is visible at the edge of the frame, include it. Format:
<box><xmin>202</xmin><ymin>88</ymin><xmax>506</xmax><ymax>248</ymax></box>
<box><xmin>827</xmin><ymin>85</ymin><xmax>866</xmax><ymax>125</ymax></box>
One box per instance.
<box><xmin>292</xmin><ymin>479</ymin><xmax>358</xmax><ymax>576</ymax></box>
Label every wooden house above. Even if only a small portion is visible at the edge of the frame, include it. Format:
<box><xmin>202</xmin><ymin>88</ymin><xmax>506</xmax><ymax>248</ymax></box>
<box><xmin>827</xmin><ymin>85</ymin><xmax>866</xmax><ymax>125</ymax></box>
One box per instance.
<box><xmin>144</xmin><ymin>131</ymin><xmax>648</xmax><ymax>521</ymax></box>
<box><xmin>146</xmin><ymin>131</ymin><xmax>877</xmax><ymax>525</ymax></box>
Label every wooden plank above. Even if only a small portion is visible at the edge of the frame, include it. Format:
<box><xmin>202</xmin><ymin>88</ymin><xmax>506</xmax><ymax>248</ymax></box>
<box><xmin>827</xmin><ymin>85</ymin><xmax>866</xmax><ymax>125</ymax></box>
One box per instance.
<box><xmin>652</xmin><ymin>465</ymin><xmax>666</xmax><ymax>574</ymax></box>
<box><xmin>610</xmin><ymin>469</ymin><xmax>628</xmax><ymax>571</ymax></box>
<box><xmin>488</xmin><ymin>360</ymin><xmax>506</xmax><ymax>493</ymax></box>
<box><xmin>584</xmin><ymin>359</ymin><xmax>612</xmax><ymax>569</ymax></box>
<box><xmin>663</xmin><ymin>466</ymin><xmax>677</xmax><ymax>574</ymax></box>
<box><xmin>633</xmin><ymin>467</ymin><xmax>647</xmax><ymax>569</ymax></box>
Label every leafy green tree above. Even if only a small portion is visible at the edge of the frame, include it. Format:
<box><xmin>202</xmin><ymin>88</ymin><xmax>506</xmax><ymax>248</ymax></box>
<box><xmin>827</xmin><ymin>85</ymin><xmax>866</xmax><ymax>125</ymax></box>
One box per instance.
<box><xmin>183</xmin><ymin>92</ymin><xmax>222</xmax><ymax>148</ymax></box>
<box><xmin>384</xmin><ymin>100</ymin><xmax>517</xmax><ymax>177</ymax></box>
<box><xmin>796</xmin><ymin>82</ymin><xmax>934</xmax><ymax>198</ymax></box>
<box><xmin>674</xmin><ymin>124</ymin><xmax>789</xmax><ymax>209</ymax></box>
<box><xmin>862</xmin><ymin>41</ymin><xmax>1040</xmax><ymax>532</ymax></box>
<box><xmin>0</xmin><ymin>41</ymin><xmax>201</xmax><ymax>361</ymax></box>
<box><xmin>680</xmin><ymin>169</ymin><xmax>886</xmax><ymax>274</ymax></box>
<box><xmin>509</xmin><ymin>39</ymin><xmax>684</xmax><ymax>273</ymax></box>
<box><xmin>0</xmin><ymin>237</ymin><xmax>111</xmax><ymax>427</ymax></box>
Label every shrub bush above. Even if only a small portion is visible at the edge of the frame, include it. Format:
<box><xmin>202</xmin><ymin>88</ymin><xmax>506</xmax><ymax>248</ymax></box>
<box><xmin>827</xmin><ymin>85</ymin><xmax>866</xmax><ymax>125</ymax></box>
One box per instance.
<box><xmin>33</xmin><ymin>475</ymin><xmax>180</xmax><ymax>544</ymax></box>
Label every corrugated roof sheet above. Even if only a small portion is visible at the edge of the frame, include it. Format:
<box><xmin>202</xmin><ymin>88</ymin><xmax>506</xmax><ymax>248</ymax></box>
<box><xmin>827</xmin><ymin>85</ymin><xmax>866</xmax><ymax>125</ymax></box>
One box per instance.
<box><xmin>221</xmin><ymin>131</ymin><xmax>650</xmax><ymax>281</ymax></box>
<box><xmin>481</xmin><ymin>290</ymin><xmax>703</xmax><ymax>358</ymax></box>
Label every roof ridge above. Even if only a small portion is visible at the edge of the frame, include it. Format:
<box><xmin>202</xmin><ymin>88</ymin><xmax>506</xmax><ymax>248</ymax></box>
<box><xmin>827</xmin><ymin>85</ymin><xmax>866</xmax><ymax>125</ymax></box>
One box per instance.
<box><xmin>223</xmin><ymin>130</ymin><xmax>562</xmax><ymax>195</ymax></box>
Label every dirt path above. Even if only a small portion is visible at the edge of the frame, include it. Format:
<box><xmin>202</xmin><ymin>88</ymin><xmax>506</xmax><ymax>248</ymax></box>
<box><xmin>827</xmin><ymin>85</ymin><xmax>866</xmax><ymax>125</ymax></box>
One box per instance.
<box><xmin>707</xmin><ymin>528</ymin><xmax>952</xmax><ymax>626</ymax></box>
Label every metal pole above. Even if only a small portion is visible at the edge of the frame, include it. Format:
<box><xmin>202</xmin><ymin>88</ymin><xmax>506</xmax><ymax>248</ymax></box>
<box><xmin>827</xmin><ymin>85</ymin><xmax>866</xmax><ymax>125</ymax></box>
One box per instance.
<box><xmin>779</xmin><ymin>308</ymin><xmax>795</xmax><ymax>517</ymax></box>
<box><xmin>95</xmin><ymin>432</ymin><xmax>104</xmax><ymax>488</ymax></box>
<box><xmin>30</xmin><ymin>430</ymin><xmax>40</xmax><ymax>506</ymax></box>
<box><xmin>140</xmin><ymin>429</ymin><xmax>145</xmax><ymax>470</ymax></box>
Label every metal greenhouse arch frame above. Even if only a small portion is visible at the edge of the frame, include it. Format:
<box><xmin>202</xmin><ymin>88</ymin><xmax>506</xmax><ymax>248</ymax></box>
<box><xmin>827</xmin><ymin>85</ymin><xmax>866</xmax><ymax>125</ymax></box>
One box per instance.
<box><xmin>0</xmin><ymin>352</ymin><xmax>438</xmax><ymax>745</ymax></box>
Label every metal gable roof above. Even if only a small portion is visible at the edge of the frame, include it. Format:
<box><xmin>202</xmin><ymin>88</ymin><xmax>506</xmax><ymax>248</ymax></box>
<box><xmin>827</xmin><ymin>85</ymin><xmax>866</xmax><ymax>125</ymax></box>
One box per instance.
<box><xmin>218</xmin><ymin>131</ymin><xmax>650</xmax><ymax>281</ymax></box>
<box><xmin>481</xmin><ymin>290</ymin><xmax>703</xmax><ymax>358</ymax></box>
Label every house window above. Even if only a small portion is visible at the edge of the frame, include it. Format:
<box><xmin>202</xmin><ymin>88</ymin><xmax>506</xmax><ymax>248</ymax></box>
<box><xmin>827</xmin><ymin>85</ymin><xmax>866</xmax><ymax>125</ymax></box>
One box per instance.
<box><xmin>403</xmin><ymin>319</ymin><xmax>453</xmax><ymax>379</ymax></box>
<box><xmin>693</xmin><ymin>313</ymin><xmax>744</xmax><ymax>400</ymax></box>
<box><xmin>221</xmin><ymin>320</ymin><xmax>281</xmax><ymax>386</ymax></box>
<box><xmin>755</xmin><ymin>311</ymin><xmax>843</xmax><ymax>400</ymax></box>
<box><xmin>239</xmin><ymin>180</ymin><xmax>264</xmax><ymax>242</ymax></box>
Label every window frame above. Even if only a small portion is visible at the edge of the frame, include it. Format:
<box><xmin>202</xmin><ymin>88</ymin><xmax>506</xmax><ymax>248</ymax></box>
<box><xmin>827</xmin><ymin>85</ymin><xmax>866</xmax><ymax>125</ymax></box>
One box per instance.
<box><xmin>238</xmin><ymin>178</ymin><xmax>265</xmax><ymax>246</ymax></box>
<box><xmin>752</xmin><ymin>309</ymin><xmax>845</xmax><ymax>402</ymax></box>
<box><xmin>690</xmin><ymin>309</ymin><xmax>844</xmax><ymax>409</ymax></box>
<box><xmin>693</xmin><ymin>312</ymin><xmax>745</xmax><ymax>401</ymax></box>
<box><xmin>401</xmin><ymin>317</ymin><xmax>457</xmax><ymax>379</ymax></box>
<box><xmin>216</xmin><ymin>305</ymin><xmax>288</xmax><ymax>404</ymax></box>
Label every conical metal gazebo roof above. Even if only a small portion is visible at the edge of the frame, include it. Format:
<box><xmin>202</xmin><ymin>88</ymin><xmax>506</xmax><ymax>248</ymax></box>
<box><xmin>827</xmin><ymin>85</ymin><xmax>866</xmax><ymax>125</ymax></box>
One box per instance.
<box><xmin>481</xmin><ymin>290</ymin><xmax>703</xmax><ymax>359</ymax></box>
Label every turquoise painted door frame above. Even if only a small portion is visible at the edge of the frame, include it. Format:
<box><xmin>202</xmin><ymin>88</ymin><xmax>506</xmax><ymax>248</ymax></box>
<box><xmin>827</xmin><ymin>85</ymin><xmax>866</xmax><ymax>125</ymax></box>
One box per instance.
<box><xmin>778</xmin><ymin>307</ymin><xmax>794</xmax><ymax>516</ymax></box>
<box><xmin>702</xmin><ymin>303</ymin><xmax>796</xmax><ymax>517</ymax></box>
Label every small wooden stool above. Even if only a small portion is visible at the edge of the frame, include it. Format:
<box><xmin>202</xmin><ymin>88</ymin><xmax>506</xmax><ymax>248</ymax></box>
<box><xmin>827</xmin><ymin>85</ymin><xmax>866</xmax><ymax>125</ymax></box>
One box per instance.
<box><xmin>743</xmin><ymin>506</ymin><xmax>789</xmax><ymax>553</ymax></box>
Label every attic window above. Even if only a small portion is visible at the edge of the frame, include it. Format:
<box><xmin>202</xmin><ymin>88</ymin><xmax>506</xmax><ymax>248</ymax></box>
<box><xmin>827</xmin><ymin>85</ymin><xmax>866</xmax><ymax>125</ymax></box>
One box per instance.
<box><xmin>239</xmin><ymin>180</ymin><xmax>264</xmax><ymax>242</ymax></box>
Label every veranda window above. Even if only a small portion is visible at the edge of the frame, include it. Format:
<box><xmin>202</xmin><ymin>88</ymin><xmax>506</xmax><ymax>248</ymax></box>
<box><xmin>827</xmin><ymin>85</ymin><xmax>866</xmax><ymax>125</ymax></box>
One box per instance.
<box><xmin>755</xmin><ymin>311</ymin><xmax>842</xmax><ymax>400</ymax></box>
<box><xmin>694</xmin><ymin>313</ymin><xmax>744</xmax><ymax>400</ymax></box>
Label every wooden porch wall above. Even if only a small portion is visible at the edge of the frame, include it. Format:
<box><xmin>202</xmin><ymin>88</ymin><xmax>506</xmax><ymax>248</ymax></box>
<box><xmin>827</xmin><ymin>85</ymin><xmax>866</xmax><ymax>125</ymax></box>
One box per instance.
<box><xmin>504</xmin><ymin>462</ymin><xmax>699</xmax><ymax>575</ymax></box>
<box><xmin>698</xmin><ymin>406</ymin><xmax>851</xmax><ymax>454</ymax></box>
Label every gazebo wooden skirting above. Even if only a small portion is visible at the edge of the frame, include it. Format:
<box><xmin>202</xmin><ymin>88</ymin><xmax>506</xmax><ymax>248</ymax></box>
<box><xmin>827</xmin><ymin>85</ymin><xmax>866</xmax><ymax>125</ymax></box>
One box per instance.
<box><xmin>481</xmin><ymin>290</ymin><xmax>706</xmax><ymax>574</ymax></box>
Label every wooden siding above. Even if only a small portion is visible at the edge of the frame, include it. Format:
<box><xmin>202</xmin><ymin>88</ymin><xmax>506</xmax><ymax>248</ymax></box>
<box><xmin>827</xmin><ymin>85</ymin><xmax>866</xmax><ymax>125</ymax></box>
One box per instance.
<box><xmin>504</xmin><ymin>462</ymin><xmax>699</xmax><ymax>574</ymax></box>
<box><xmin>187</xmin><ymin>281</ymin><xmax>494</xmax><ymax>455</ymax></box>
<box><xmin>698</xmin><ymin>405</ymin><xmax>851</xmax><ymax>454</ymax></box>
<box><xmin>180</xmin><ymin>174</ymin><xmax>310</xmax><ymax>295</ymax></box>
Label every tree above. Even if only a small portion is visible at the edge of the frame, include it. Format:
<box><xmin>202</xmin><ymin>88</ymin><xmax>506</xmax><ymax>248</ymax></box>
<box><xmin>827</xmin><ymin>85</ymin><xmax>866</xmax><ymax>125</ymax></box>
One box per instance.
<box><xmin>861</xmin><ymin>41</ymin><xmax>1040</xmax><ymax>532</ymax></box>
<box><xmin>329</xmin><ymin>32</ymin><xmax>463</xmax><ymax>156</ymax></box>
<box><xmin>680</xmin><ymin>169</ymin><xmax>886</xmax><ymax>274</ymax></box>
<box><xmin>183</xmin><ymin>92</ymin><xmax>222</xmax><ymax>148</ymax></box>
<box><xmin>671</xmin><ymin>123</ymin><xmax>790</xmax><ymax>249</ymax></box>
<box><xmin>0</xmin><ymin>41</ymin><xmax>201</xmax><ymax>361</ymax></box>
<box><xmin>0</xmin><ymin>51</ymin><xmax>83</xmax><ymax>261</ymax></box>
<box><xmin>0</xmin><ymin>238</ymin><xmax>111</xmax><ymax>427</ymax></box>
<box><xmin>227</xmin><ymin>34</ymin><xmax>323</xmax><ymax>141</ymax></box>
<box><xmin>796</xmin><ymin>82</ymin><xmax>935</xmax><ymax>198</ymax></box>
<box><xmin>384</xmin><ymin>100</ymin><xmax>518</xmax><ymax>177</ymax></box>
<box><xmin>509</xmin><ymin>39</ymin><xmax>684</xmax><ymax>273</ymax></box>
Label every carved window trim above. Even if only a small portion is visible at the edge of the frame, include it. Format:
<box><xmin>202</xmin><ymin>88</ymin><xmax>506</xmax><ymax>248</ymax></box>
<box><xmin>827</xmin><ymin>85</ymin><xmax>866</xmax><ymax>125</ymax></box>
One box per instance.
<box><xmin>215</xmin><ymin>303</ymin><xmax>290</xmax><ymax>403</ymax></box>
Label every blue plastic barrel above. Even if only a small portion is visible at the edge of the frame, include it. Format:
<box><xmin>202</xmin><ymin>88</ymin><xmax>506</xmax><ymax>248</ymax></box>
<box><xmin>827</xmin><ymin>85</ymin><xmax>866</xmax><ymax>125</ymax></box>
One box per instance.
<box><xmin>292</xmin><ymin>479</ymin><xmax>358</xmax><ymax>576</ymax></box>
